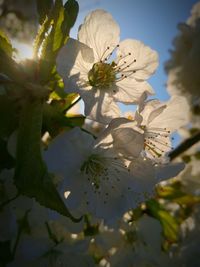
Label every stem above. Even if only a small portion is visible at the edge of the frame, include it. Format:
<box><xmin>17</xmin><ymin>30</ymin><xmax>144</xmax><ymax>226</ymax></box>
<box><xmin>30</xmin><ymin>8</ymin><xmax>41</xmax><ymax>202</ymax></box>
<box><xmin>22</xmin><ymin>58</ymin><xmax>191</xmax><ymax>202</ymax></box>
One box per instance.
<box><xmin>63</xmin><ymin>96</ymin><xmax>81</xmax><ymax>113</ymax></box>
<box><xmin>11</xmin><ymin>209</ymin><xmax>30</xmax><ymax>259</ymax></box>
<box><xmin>169</xmin><ymin>130</ymin><xmax>200</xmax><ymax>160</ymax></box>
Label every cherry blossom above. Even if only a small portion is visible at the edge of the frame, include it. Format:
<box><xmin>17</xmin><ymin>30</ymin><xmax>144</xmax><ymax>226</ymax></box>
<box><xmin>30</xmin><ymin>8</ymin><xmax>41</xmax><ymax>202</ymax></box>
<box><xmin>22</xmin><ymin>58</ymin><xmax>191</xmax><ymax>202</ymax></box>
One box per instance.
<box><xmin>56</xmin><ymin>10</ymin><xmax>158</xmax><ymax>123</ymax></box>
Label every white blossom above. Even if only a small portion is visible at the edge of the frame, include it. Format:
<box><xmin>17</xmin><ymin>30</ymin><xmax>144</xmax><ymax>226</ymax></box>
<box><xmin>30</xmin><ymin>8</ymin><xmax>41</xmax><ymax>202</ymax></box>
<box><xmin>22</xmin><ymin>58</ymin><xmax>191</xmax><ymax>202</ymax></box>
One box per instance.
<box><xmin>107</xmin><ymin>215</ymin><xmax>175</xmax><ymax>267</ymax></box>
<box><xmin>44</xmin><ymin>127</ymin><xmax>184</xmax><ymax>223</ymax></box>
<box><xmin>166</xmin><ymin>2</ymin><xmax>200</xmax><ymax>111</ymax></box>
<box><xmin>56</xmin><ymin>10</ymin><xmax>158</xmax><ymax>123</ymax></box>
<box><xmin>103</xmin><ymin>95</ymin><xmax>189</xmax><ymax>161</ymax></box>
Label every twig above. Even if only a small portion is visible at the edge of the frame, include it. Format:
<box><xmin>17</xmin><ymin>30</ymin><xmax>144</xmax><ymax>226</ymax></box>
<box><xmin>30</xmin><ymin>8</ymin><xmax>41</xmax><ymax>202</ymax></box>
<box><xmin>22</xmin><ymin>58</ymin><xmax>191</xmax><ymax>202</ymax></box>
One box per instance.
<box><xmin>169</xmin><ymin>130</ymin><xmax>200</xmax><ymax>160</ymax></box>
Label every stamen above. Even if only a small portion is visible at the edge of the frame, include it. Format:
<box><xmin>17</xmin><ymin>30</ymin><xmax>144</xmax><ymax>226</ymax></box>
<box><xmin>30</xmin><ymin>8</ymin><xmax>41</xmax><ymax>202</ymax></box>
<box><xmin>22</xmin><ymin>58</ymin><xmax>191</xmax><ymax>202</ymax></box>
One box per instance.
<box><xmin>81</xmin><ymin>154</ymin><xmax>130</xmax><ymax>194</ymax></box>
<box><xmin>100</xmin><ymin>44</ymin><xmax>120</xmax><ymax>62</ymax></box>
<box><xmin>100</xmin><ymin>46</ymin><xmax>110</xmax><ymax>62</ymax></box>
<box><xmin>143</xmin><ymin>125</ymin><xmax>173</xmax><ymax>158</ymax></box>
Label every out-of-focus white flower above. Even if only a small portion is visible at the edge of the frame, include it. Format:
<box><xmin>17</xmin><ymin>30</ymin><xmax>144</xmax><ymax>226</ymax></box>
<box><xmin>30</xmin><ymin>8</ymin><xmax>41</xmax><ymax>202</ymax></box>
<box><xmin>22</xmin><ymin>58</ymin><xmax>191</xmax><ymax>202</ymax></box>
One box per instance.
<box><xmin>56</xmin><ymin>9</ymin><xmax>158</xmax><ymax>123</ymax></box>
<box><xmin>187</xmin><ymin>2</ymin><xmax>200</xmax><ymax>26</ymax></box>
<box><xmin>44</xmin><ymin>127</ymin><xmax>184</xmax><ymax>224</ymax></box>
<box><xmin>108</xmin><ymin>215</ymin><xmax>175</xmax><ymax>267</ymax></box>
<box><xmin>166</xmin><ymin>2</ymin><xmax>200</xmax><ymax>111</ymax></box>
<box><xmin>101</xmin><ymin>95</ymin><xmax>189</xmax><ymax>161</ymax></box>
<box><xmin>0</xmin><ymin>0</ymin><xmax>38</xmax><ymax>42</ymax></box>
<box><xmin>173</xmin><ymin>206</ymin><xmax>200</xmax><ymax>267</ymax></box>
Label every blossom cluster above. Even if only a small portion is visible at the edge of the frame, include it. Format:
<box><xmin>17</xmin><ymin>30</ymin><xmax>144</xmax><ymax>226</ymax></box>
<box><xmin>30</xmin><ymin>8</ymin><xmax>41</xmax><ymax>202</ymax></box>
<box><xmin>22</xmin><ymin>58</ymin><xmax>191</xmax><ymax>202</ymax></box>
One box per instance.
<box><xmin>43</xmin><ymin>9</ymin><xmax>188</xmax><ymax>223</ymax></box>
<box><xmin>1</xmin><ymin>6</ymin><xmax>199</xmax><ymax>267</ymax></box>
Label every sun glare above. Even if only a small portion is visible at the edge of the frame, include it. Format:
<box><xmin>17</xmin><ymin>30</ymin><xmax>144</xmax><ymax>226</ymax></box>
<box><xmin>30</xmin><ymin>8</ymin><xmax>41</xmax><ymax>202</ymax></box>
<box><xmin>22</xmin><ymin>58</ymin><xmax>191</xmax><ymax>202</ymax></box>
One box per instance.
<box><xmin>12</xmin><ymin>40</ymin><xmax>33</xmax><ymax>61</ymax></box>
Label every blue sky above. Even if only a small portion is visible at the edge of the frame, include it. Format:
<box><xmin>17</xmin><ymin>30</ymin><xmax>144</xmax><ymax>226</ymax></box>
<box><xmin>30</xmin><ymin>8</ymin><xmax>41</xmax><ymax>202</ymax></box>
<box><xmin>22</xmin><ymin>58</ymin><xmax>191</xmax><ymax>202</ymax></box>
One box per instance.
<box><xmin>71</xmin><ymin>0</ymin><xmax>198</xmax><ymax>101</ymax></box>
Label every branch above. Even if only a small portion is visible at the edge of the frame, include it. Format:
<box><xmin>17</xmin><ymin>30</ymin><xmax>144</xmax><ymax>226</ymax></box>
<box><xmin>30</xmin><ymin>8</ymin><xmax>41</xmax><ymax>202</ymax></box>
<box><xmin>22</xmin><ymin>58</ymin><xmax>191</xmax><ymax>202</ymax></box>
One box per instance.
<box><xmin>169</xmin><ymin>130</ymin><xmax>200</xmax><ymax>160</ymax></box>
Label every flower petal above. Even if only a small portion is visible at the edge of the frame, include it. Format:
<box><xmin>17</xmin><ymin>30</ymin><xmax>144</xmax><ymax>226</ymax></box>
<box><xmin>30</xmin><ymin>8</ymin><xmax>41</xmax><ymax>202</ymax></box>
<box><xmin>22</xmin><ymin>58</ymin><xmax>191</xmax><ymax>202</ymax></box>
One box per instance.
<box><xmin>113</xmin><ymin>78</ymin><xmax>154</xmax><ymax>103</ymax></box>
<box><xmin>78</xmin><ymin>9</ymin><xmax>120</xmax><ymax>62</ymax></box>
<box><xmin>139</xmin><ymin>99</ymin><xmax>166</xmax><ymax>125</ymax></box>
<box><xmin>149</xmin><ymin>96</ymin><xmax>190</xmax><ymax>131</ymax></box>
<box><xmin>155</xmin><ymin>162</ymin><xmax>185</xmax><ymax>181</ymax></box>
<box><xmin>128</xmin><ymin>158</ymin><xmax>157</xmax><ymax>201</ymax></box>
<box><xmin>81</xmin><ymin>90</ymin><xmax>120</xmax><ymax>124</ymax></box>
<box><xmin>111</xmin><ymin>121</ymin><xmax>144</xmax><ymax>158</ymax></box>
<box><xmin>56</xmin><ymin>38</ymin><xmax>94</xmax><ymax>92</ymax></box>
<box><xmin>43</xmin><ymin>127</ymin><xmax>94</xmax><ymax>176</ymax></box>
<box><xmin>116</xmin><ymin>39</ymin><xmax>158</xmax><ymax>80</ymax></box>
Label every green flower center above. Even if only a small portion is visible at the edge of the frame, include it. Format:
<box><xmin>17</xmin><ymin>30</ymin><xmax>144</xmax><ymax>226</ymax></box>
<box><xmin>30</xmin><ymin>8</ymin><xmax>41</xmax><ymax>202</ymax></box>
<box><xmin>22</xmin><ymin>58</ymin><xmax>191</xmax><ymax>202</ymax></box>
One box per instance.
<box><xmin>88</xmin><ymin>62</ymin><xmax>116</xmax><ymax>89</ymax></box>
<box><xmin>81</xmin><ymin>154</ymin><xmax>108</xmax><ymax>190</ymax></box>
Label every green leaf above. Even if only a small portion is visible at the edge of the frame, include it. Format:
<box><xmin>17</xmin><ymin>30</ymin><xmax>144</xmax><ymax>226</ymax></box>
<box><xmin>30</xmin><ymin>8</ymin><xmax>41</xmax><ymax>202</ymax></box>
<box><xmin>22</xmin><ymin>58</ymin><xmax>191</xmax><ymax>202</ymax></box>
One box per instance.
<box><xmin>63</xmin><ymin>0</ymin><xmax>79</xmax><ymax>35</ymax></box>
<box><xmin>0</xmin><ymin>139</ymin><xmax>15</xmax><ymax>172</ymax></box>
<box><xmin>146</xmin><ymin>199</ymin><xmax>179</xmax><ymax>243</ymax></box>
<box><xmin>0</xmin><ymin>30</ymin><xmax>13</xmax><ymax>57</ymax></box>
<box><xmin>36</xmin><ymin>0</ymin><xmax>54</xmax><ymax>24</ymax></box>
<box><xmin>14</xmin><ymin>100</ymin><xmax>81</xmax><ymax>222</ymax></box>
<box><xmin>43</xmin><ymin>95</ymin><xmax>84</xmax><ymax>137</ymax></box>
<box><xmin>40</xmin><ymin>0</ymin><xmax>65</xmax><ymax>60</ymax></box>
<box><xmin>50</xmin><ymin>93</ymin><xmax>79</xmax><ymax>110</ymax></box>
<box><xmin>0</xmin><ymin>240</ymin><xmax>12</xmax><ymax>266</ymax></box>
<box><xmin>0</xmin><ymin>32</ymin><xmax>26</xmax><ymax>84</ymax></box>
<box><xmin>0</xmin><ymin>95</ymin><xmax>18</xmax><ymax>138</ymax></box>
<box><xmin>0</xmin><ymin>51</ymin><xmax>23</xmax><ymax>83</ymax></box>
<box><xmin>158</xmin><ymin>210</ymin><xmax>179</xmax><ymax>243</ymax></box>
<box><xmin>156</xmin><ymin>183</ymin><xmax>185</xmax><ymax>200</ymax></box>
<box><xmin>33</xmin><ymin>17</ymin><xmax>52</xmax><ymax>58</ymax></box>
<box><xmin>38</xmin><ymin>0</ymin><xmax>79</xmax><ymax>82</ymax></box>
<box><xmin>173</xmin><ymin>195</ymin><xmax>200</xmax><ymax>205</ymax></box>
<box><xmin>66</xmin><ymin>115</ymin><xmax>85</xmax><ymax>127</ymax></box>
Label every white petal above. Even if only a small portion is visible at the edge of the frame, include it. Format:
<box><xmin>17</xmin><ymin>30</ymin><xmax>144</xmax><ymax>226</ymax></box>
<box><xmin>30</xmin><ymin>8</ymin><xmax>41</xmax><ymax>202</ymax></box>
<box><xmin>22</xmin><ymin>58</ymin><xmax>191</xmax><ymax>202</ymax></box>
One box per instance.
<box><xmin>149</xmin><ymin>96</ymin><xmax>190</xmax><ymax>131</ymax></box>
<box><xmin>111</xmin><ymin>122</ymin><xmax>144</xmax><ymax>158</ymax></box>
<box><xmin>113</xmin><ymin>78</ymin><xmax>154</xmax><ymax>103</ymax></box>
<box><xmin>56</xmin><ymin>38</ymin><xmax>94</xmax><ymax>92</ymax></box>
<box><xmin>116</xmin><ymin>39</ymin><xmax>158</xmax><ymax>80</ymax></box>
<box><xmin>78</xmin><ymin>9</ymin><xmax>120</xmax><ymax>62</ymax></box>
<box><xmin>81</xmin><ymin>90</ymin><xmax>120</xmax><ymax>124</ymax></box>
<box><xmin>129</xmin><ymin>158</ymin><xmax>157</xmax><ymax>201</ymax></box>
<box><xmin>95</xmin><ymin>118</ymin><xmax>132</xmax><ymax>148</ymax></box>
<box><xmin>140</xmin><ymin>99</ymin><xmax>166</xmax><ymax>125</ymax></box>
<box><xmin>155</xmin><ymin>162</ymin><xmax>185</xmax><ymax>181</ymax></box>
<box><xmin>43</xmin><ymin>127</ymin><xmax>94</xmax><ymax>176</ymax></box>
